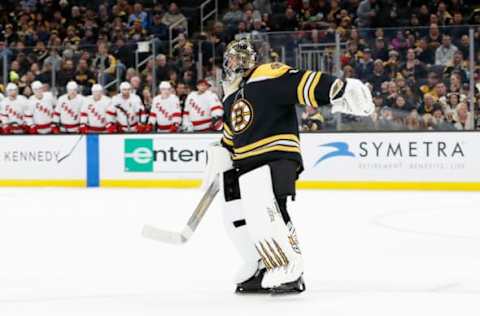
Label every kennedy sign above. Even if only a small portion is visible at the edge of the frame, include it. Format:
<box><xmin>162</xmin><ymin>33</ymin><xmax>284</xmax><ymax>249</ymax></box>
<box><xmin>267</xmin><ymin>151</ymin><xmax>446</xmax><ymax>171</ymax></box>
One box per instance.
<box><xmin>0</xmin><ymin>135</ymin><xmax>86</xmax><ymax>180</ymax></box>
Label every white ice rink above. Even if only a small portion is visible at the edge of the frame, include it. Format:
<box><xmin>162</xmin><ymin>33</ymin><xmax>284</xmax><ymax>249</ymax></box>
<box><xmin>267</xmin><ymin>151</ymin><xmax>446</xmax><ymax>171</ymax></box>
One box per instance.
<box><xmin>0</xmin><ymin>188</ymin><xmax>479</xmax><ymax>316</ymax></box>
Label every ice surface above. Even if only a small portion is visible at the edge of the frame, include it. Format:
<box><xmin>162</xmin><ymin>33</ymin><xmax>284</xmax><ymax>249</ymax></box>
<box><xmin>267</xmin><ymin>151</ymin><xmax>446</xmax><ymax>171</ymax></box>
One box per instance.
<box><xmin>0</xmin><ymin>188</ymin><xmax>479</xmax><ymax>316</ymax></box>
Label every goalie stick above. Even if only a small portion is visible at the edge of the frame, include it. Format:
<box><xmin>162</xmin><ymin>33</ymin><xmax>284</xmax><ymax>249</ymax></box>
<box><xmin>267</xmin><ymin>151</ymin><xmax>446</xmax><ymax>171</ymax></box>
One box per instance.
<box><xmin>142</xmin><ymin>175</ymin><xmax>220</xmax><ymax>244</ymax></box>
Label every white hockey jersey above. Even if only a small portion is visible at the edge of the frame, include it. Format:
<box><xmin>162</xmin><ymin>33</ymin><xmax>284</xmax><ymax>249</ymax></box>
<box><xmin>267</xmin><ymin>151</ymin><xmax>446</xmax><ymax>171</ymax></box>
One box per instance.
<box><xmin>107</xmin><ymin>94</ymin><xmax>146</xmax><ymax>132</ymax></box>
<box><xmin>24</xmin><ymin>93</ymin><xmax>56</xmax><ymax>134</ymax></box>
<box><xmin>183</xmin><ymin>90</ymin><xmax>223</xmax><ymax>131</ymax></box>
<box><xmin>149</xmin><ymin>94</ymin><xmax>181</xmax><ymax>132</ymax></box>
<box><xmin>80</xmin><ymin>95</ymin><xmax>111</xmax><ymax>132</ymax></box>
<box><xmin>54</xmin><ymin>94</ymin><xmax>84</xmax><ymax>133</ymax></box>
<box><xmin>0</xmin><ymin>95</ymin><xmax>28</xmax><ymax>133</ymax></box>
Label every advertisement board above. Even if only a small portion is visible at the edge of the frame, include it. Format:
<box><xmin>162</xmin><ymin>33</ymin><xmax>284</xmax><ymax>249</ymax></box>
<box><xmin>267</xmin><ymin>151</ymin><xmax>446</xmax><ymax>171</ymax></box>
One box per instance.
<box><xmin>98</xmin><ymin>134</ymin><xmax>220</xmax><ymax>187</ymax></box>
<box><xmin>0</xmin><ymin>135</ymin><xmax>86</xmax><ymax>186</ymax></box>
<box><xmin>0</xmin><ymin>132</ymin><xmax>479</xmax><ymax>190</ymax></box>
<box><xmin>299</xmin><ymin>132</ymin><xmax>480</xmax><ymax>190</ymax></box>
<box><xmin>97</xmin><ymin>132</ymin><xmax>480</xmax><ymax>190</ymax></box>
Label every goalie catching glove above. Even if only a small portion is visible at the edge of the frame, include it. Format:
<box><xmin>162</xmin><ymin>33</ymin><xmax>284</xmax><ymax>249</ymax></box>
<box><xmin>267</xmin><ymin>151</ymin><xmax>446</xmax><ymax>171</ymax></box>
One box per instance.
<box><xmin>330</xmin><ymin>78</ymin><xmax>374</xmax><ymax>116</ymax></box>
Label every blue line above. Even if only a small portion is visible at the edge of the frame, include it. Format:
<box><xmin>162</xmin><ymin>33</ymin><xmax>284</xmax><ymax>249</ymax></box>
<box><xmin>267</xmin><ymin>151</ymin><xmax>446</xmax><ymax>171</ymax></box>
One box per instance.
<box><xmin>86</xmin><ymin>134</ymin><xmax>99</xmax><ymax>187</ymax></box>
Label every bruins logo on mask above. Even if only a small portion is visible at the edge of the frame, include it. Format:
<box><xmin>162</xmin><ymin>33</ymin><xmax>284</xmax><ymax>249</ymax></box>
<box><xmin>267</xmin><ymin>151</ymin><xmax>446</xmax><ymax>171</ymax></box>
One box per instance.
<box><xmin>230</xmin><ymin>99</ymin><xmax>253</xmax><ymax>133</ymax></box>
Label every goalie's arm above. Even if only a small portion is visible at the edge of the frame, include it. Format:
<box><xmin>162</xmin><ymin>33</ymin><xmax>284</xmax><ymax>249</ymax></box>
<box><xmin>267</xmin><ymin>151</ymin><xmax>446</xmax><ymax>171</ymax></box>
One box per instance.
<box><xmin>274</xmin><ymin>69</ymin><xmax>374</xmax><ymax>116</ymax></box>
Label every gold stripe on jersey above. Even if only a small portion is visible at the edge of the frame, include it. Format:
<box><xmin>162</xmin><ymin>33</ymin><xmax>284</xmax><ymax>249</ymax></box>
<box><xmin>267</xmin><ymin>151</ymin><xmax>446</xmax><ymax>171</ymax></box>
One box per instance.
<box><xmin>308</xmin><ymin>72</ymin><xmax>322</xmax><ymax>108</ymax></box>
<box><xmin>222</xmin><ymin>123</ymin><xmax>234</xmax><ymax>147</ymax></box>
<box><xmin>233</xmin><ymin>134</ymin><xmax>300</xmax><ymax>154</ymax></box>
<box><xmin>296</xmin><ymin>71</ymin><xmax>312</xmax><ymax>105</ymax></box>
<box><xmin>222</xmin><ymin>136</ymin><xmax>234</xmax><ymax>147</ymax></box>
<box><xmin>223</xmin><ymin>123</ymin><xmax>233</xmax><ymax>137</ymax></box>
<box><xmin>223</xmin><ymin>132</ymin><xmax>233</xmax><ymax>141</ymax></box>
<box><xmin>222</xmin><ymin>124</ymin><xmax>233</xmax><ymax>146</ymax></box>
<box><xmin>232</xmin><ymin>145</ymin><xmax>301</xmax><ymax>161</ymax></box>
<box><xmin>223</xmin><ymin>129</ymin><xmax>233</xmax><ymax>140</ymax></box>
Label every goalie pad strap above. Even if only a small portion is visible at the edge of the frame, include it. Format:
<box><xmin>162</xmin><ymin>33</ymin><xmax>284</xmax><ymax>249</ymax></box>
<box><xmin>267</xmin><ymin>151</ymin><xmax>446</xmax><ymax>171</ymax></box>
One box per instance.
<box><xmin>224</xmin><ymin>168</ymin><xmax>241</xmax><ymax>201</ymax></box>
<box><xmin>233</xmin><ymin>219</ymin><xmax>246</xmax><ymax>228</ymax></box>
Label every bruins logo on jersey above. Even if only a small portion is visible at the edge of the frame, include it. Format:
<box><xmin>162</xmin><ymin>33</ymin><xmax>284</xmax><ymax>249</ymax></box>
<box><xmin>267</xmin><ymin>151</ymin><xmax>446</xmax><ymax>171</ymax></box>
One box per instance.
<box><xmin>230</xmin><ymin>99</ymin><xmax>253</xmax><ymax>133</ymax></box>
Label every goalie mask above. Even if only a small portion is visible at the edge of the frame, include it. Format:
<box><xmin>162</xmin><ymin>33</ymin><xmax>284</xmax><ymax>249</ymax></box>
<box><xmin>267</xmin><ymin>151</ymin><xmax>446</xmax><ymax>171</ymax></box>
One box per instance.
<box><xmin>223</xmin><ymin>39</ymin><xmax>256</xmax><ymax>82</ymax></box>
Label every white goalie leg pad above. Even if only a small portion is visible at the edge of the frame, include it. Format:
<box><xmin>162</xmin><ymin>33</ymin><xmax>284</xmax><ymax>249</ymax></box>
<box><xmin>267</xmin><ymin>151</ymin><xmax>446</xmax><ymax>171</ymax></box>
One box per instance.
<box><xmin>222</xmin><ymin>195</ymin><xmax>261</xmax><ymax>284</ymax></box>
<box><xmin>239</xmin><ymin>165</ymin><xmax>304</xmax><ymax>289</ymax></box>
<box><xmin>330</xmin><ymin>78</ymin><xmax>374</xmax><ymax>116</ymax></box>
<box><xmin>201</xmin><ymin>142</ymin><xmax>233</xmax><ymax>192</ymax></box>
<box><xmin>204</xmin><ymin>143</ymin><xmax>261</xmax><ymax>282</ymax></box>
<box><xmin>204</xmin><ymin>143</ymin><xmax>262</xmax><ymax>283</ymax></box>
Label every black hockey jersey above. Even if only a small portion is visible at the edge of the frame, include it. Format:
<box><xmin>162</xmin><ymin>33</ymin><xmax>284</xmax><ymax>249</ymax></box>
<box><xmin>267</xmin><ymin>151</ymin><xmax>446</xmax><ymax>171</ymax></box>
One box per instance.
<box><xmin>221</xmin><ymin>62</ymin><xmax>341</xmax><ymax>174</ymax></box>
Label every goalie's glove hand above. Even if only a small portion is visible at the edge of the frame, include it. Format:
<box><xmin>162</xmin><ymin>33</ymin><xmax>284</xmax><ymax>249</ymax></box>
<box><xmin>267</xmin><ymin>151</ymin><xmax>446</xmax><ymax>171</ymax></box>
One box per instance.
<box><xmin>330</xmin><ymin>78</ymin><xmax>374</xmax><ymax>116</ymax></box>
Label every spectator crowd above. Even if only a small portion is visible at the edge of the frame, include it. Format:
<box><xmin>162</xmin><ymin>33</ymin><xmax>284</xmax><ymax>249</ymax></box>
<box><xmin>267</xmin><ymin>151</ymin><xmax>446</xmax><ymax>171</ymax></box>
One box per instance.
<box><xmin>0</xmin><ymin>0</ymin><xmax>479</xmax><ymax>134</ymax></box>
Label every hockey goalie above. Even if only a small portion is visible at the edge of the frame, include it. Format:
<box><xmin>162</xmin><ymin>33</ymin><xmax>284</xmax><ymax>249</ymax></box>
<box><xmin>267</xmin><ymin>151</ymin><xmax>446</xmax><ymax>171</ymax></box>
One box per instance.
<box><xmin>202</xmin><ymin>39</ymin><xmax>374</xmax><ymax>294</ymax></box>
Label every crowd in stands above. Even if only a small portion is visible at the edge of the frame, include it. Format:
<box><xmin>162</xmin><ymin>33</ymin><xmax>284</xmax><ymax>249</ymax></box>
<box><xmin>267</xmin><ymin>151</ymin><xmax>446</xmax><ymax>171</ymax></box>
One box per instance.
<box><xmin>0</xmin><ymin>0</ymin><xmax>479</xmax><ymax>134</ymax></box>
<box><xmin>276</xmin><ymin>0</ymin><xmax>480</xmax><ymax>131</ymax></box>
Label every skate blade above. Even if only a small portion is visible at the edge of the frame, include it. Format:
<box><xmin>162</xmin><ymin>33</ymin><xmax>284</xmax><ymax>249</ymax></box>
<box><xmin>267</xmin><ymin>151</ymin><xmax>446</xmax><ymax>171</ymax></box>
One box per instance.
<box><xmin>235</xmin><ymin>287</ymin><xmax>271</xmax><ymax>295</ymax></box>
<box><xmin>270</xmin><ymin>276</ymin><xmax>306</xmax><ymax>295</ymax></box>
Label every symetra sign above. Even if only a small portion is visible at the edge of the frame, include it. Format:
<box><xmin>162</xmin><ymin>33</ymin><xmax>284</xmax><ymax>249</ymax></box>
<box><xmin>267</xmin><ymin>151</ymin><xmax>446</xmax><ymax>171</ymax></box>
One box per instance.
<box><xmin>301</xmin><ymin>133</ymin><xmax>475</xmax><ymax>183</ymax></box>
<box><xmin>357</xmin><ymin>141</ymin><xmax>464</xmax><ymax>158</ymax></box>
<box><xmin>314</xmin><ymin>140</ymin><xmax>465</xmax><ymax>165</ymax></box>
